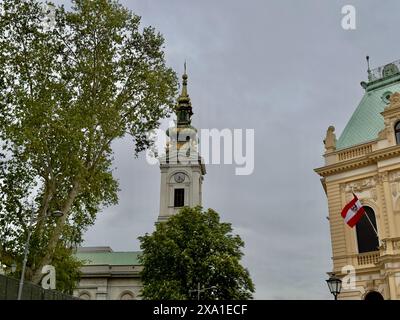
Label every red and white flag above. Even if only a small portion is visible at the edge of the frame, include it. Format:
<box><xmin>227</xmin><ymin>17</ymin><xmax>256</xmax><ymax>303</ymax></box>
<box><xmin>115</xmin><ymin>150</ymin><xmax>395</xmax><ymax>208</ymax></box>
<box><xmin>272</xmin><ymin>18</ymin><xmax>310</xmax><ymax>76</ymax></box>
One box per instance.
<box><xmin>341</xmin><ymin>194</ymin><xmax>365</xmax><ymax>228</ymax></box>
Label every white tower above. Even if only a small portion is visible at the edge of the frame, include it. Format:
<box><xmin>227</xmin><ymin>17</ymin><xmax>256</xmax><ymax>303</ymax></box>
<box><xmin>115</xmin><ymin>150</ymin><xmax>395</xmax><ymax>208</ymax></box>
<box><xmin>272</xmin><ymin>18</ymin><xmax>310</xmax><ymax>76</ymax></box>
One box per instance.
<box><xmin>158</xmin><ymin>67</ymin><xmax>206</xmax><ymax>222</ymax></box>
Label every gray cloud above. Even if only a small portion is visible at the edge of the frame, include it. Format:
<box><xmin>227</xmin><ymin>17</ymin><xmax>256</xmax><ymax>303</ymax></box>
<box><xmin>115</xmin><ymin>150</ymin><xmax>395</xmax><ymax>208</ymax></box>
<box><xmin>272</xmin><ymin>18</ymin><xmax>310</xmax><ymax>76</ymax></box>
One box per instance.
<box><xmin>51</xmin><ymin>0</ymin><xmax>400</xmax><ymax>299</ymax></box>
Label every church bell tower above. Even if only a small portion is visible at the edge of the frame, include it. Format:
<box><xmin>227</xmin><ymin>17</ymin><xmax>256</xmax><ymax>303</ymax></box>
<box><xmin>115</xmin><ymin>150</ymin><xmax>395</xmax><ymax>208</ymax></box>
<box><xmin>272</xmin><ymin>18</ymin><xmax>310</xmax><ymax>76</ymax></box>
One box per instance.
<box><xmin>157</xmin><ymin>65</ymin><xmax>206</xmax><ymax>222</ymax></box>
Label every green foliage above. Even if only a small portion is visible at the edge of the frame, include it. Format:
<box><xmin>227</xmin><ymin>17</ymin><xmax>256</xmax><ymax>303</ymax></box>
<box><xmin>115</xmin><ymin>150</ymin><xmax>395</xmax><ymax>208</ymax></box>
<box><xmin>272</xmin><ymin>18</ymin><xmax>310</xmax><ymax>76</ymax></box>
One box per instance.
<box><xmin>0</xmin><ymin>0</ymin><xmax>177</xmax><ymax>287</ymax></box>
<box><xmin>139</xmin><ymin>207</ymin><xmax>255</xmax><ymax>300</ymax></box>
<box><xmin>52</xmin><ymin>245</ymin><xmax>82</xmax><ymax>294</ymax></box>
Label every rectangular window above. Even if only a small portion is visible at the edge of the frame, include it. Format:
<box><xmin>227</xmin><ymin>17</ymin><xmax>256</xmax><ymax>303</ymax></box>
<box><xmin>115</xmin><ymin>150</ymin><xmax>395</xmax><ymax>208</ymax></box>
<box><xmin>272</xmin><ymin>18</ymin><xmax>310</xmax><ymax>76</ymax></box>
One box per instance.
<box><xmin>174</xmin><ymin>188</ymin><xmax>185</xmax><ymax>207</ymax></box>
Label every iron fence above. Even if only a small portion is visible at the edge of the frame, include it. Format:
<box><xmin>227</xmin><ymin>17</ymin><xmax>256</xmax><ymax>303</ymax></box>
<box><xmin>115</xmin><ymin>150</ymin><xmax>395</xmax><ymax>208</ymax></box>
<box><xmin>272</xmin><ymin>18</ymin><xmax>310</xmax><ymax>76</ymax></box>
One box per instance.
<box><xmin>0</xmin><ymin>274</ymin><xmax>80</xmax><ymax>300</ymax></box>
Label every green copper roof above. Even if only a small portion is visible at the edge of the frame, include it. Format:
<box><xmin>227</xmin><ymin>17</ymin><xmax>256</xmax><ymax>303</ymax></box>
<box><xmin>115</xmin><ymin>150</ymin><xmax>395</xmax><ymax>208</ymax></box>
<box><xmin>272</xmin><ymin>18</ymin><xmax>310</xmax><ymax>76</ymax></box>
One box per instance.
<box><xmin>336</xmin><ymin>77</ymin><xmax>400</xmax><ymax>150</ymax></box>
<box><xmin>74</xmin><ymin>251</ymin><xmax>142</xmax><ymax>266</ymax></box>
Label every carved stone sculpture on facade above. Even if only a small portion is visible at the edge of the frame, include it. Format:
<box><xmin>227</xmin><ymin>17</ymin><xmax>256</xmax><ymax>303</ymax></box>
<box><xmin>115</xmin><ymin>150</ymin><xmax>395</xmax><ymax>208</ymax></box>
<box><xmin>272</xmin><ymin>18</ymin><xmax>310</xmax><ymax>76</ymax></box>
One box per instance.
<box><xmin>389</xmin><ymin>92</ymin><xmax>400</xmax><ymax>107</ymax></box>
<box><xmin>324</xmin><ymin>126</ymin><xmax>336</xmax><ymax>153</ymax></box>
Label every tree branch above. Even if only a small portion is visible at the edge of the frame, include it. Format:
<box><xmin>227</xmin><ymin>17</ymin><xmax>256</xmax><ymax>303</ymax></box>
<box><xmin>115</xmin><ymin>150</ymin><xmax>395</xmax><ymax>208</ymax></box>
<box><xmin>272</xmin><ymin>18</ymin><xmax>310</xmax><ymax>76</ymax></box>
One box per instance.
<box><xmin>34</xmin><ymin>172</ymin><xmax>56</xmax><ymax>239</ymax></box>
<box><xmin>15</xmin><ymin>200</ymin><xmax>28</xmax><ymax>234</ymax></box>
<box><xmin>31</xmin><ymin>179</ymin><xmax>81</xmax><ymax>284</ymax></box>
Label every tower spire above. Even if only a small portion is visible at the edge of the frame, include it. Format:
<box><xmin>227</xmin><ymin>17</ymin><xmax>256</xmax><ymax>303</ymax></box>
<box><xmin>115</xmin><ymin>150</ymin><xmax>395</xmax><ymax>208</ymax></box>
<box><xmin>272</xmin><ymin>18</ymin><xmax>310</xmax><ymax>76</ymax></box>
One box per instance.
<box><xmin>176</xmin><ymin>62</ymin><xmax>193</xmax><ymax>126</ymax></box>
<box><xmin>180</xmin><ymin>61</ymin><xmax>188</xmax><ymax>97</ymax></box>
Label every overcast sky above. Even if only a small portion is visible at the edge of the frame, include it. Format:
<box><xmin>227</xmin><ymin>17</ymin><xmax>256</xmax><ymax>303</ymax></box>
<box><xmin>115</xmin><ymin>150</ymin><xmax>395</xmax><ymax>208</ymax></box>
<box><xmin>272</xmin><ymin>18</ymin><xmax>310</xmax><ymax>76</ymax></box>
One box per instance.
<box><xmin>53</xmin><ymin>0</ymin><xmax>400</xmax><ymax>299</ymax></box>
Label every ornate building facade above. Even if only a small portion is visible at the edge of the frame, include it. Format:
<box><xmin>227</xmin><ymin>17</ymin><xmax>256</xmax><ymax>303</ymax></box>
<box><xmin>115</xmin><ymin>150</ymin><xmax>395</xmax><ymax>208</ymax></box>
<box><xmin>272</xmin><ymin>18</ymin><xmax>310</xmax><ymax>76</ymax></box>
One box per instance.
<box><xmin>315</xmin><ymin>59</ymin><xmax>400</xmax><ymax>300</ymax></box>
<box><xmin>73</xmin><ymin>69</ymin><xmax>205</xmax><ymax>299</ymax></box>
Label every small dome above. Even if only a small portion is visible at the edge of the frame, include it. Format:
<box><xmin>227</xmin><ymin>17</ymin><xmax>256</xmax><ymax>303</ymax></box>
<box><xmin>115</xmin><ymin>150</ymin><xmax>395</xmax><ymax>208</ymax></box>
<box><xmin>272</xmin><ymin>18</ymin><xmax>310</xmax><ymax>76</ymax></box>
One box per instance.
<box><xmin>167</xmin><ymin>126</ymin><xmax>197</xmax><ymax>141</ymax></box>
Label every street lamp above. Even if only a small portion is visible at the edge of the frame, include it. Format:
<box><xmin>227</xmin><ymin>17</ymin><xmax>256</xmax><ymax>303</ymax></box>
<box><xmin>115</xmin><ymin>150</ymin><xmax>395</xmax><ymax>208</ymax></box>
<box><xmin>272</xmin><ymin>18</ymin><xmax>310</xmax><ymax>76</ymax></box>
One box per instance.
<box><xmin>0</xmin><ymin>262</ymin><xmax>17</xmax><ymax>275</ymax></box>
<box><xmin>17</xmin><ymin>209</ymin><xmax>63</xmax><ymax>300</ymax></box>
<box><xmin>326</xmin><ymin>273</ymin><xmax>342</xmax><ymax>300</ymax></box>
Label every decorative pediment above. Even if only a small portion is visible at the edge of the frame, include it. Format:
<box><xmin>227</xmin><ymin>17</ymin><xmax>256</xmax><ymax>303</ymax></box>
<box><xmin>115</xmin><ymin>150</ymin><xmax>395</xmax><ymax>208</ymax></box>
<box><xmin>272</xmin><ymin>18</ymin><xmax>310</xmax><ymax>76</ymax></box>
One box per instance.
<box><xmin>342</xmin><ymin>176</ymin><xmax>379</xmax><ymax>203</ymax></box>
<box><xmin>389</xmin><ymin>92</ymin><xmax>400</xmax><ymax>108</ymax></box>
<box><xmin>344</xmin><ymin>177</ymin><xmax>377</xmax><ymax>192</ymax></box>
<box><xmin>379</xmin><ymin>92</ymin><xmax>400</xmax><ymax>144</ymax></box>
<box><xmin>382</xmin><ymin>92</ymin><xmax>400</xmax><ymax>116</ymax></box>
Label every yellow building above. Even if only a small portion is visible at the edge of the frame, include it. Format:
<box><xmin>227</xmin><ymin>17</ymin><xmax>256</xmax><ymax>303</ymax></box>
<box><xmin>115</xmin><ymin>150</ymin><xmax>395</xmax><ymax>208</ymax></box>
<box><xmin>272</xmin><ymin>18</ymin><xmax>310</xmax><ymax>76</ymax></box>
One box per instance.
<box><xmin>315</xmin><ymin>59</ymin><xmax>400</xmax><ymax>300</ymax></box>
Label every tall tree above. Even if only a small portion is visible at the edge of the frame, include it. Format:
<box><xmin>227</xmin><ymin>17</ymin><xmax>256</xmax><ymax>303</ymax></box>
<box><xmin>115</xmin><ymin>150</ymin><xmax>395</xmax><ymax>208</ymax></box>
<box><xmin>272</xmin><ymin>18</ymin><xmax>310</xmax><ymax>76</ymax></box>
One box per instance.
<box><xmin>139</xmin><ymin>207</ymin><xmax>255</xmax><ymax>300</ymax></box>
<box><xmin>0</xmin><ymin>0</ymin><xmax>177</xmax><ymax>288</ymax></box>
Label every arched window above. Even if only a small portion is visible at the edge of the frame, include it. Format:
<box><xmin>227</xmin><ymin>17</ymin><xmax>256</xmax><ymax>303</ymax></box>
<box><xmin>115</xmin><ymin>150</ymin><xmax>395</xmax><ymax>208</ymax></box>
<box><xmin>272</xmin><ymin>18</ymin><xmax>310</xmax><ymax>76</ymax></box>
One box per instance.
<box><xmin>364</xmin><ymin>291</ymin><xmax>384</xmax><ymax>300</ymax></box>
<box><xmin>79</xmin><ymin>292</ymin><xmax>91</xmax><ymax>300</ymax></box>
<box><xmin>395</xmin><ymin>121</ymin><xmax>400</xmax><ymax>144</ymax></box>
<box><xmin>120</xmin><ymin>291</ymin><xmax>135</xmax><ymax>300</ymax></box>
<box><xmin>356</xmin><ymin>206</ymin><xmax>379</xmax><ymax>253</ymax></box>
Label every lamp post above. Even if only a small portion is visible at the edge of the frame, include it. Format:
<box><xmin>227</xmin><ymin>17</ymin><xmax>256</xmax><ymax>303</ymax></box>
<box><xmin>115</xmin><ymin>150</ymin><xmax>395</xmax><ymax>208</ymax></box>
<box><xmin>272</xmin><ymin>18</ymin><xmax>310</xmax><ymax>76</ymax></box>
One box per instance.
<box><xmin>17</xmin><ymin>209</ymin><xmax>63</xmax><ymax>300</ymax></box>
<box><xmin>189</xmin><ymin>283</ymin><xmax>217</xmax><ymax>300</ymax></box>
<box><xmin>0</xmin><ymin>262</ymin><xmax>17</xmax><ymax>276</ymax></box>
<box><xmin>326</xmin><ymin>273</ymin><xmax>342</xmax><ymax>300</ymax></box>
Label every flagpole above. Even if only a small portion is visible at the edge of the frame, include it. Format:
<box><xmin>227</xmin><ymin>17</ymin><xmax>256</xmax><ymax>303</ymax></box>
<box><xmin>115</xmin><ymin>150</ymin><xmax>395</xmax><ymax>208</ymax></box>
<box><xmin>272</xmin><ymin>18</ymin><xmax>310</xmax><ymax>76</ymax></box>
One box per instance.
<box><xmin>364</xmin><ymin>212</ymin><xmax>382</xmax><ymax>250</ymax></box>
<box><xmin>343</xmin><ymin>192</ymin><xmax>381</xmax><ymax>251</ymax></box>
<box><xmin>364</xmin><ymin>211</ymin><xmax>379</xmax><ymax>239</ymax></box>
<box><xmin>351</xmin><ymin>191</ymin><xmax>379</xmax><ymax>239</ymax></box>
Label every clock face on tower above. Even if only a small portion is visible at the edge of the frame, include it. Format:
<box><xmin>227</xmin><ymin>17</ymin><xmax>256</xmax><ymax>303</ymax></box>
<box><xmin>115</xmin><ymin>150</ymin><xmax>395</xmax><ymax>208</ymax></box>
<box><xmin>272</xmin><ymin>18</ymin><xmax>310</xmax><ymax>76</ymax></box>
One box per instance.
<box><xmin>174</xmin><ymin>172</ymin><xmax>185</xmax><ymax>183</ymax></box>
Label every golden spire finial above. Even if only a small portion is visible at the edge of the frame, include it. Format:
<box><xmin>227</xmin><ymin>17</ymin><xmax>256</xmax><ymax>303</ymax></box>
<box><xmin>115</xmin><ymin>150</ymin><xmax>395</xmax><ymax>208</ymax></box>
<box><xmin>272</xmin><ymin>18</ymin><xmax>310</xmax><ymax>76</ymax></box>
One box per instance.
<box><xmin>176</xmin><ymin>61</ymin><xmax>193</xmax><ymax>125</ymax></box>
<box><xmin>181</xmin><ymin>61</ymin><xmax>188</xmax><ymax>97</ymax></box>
